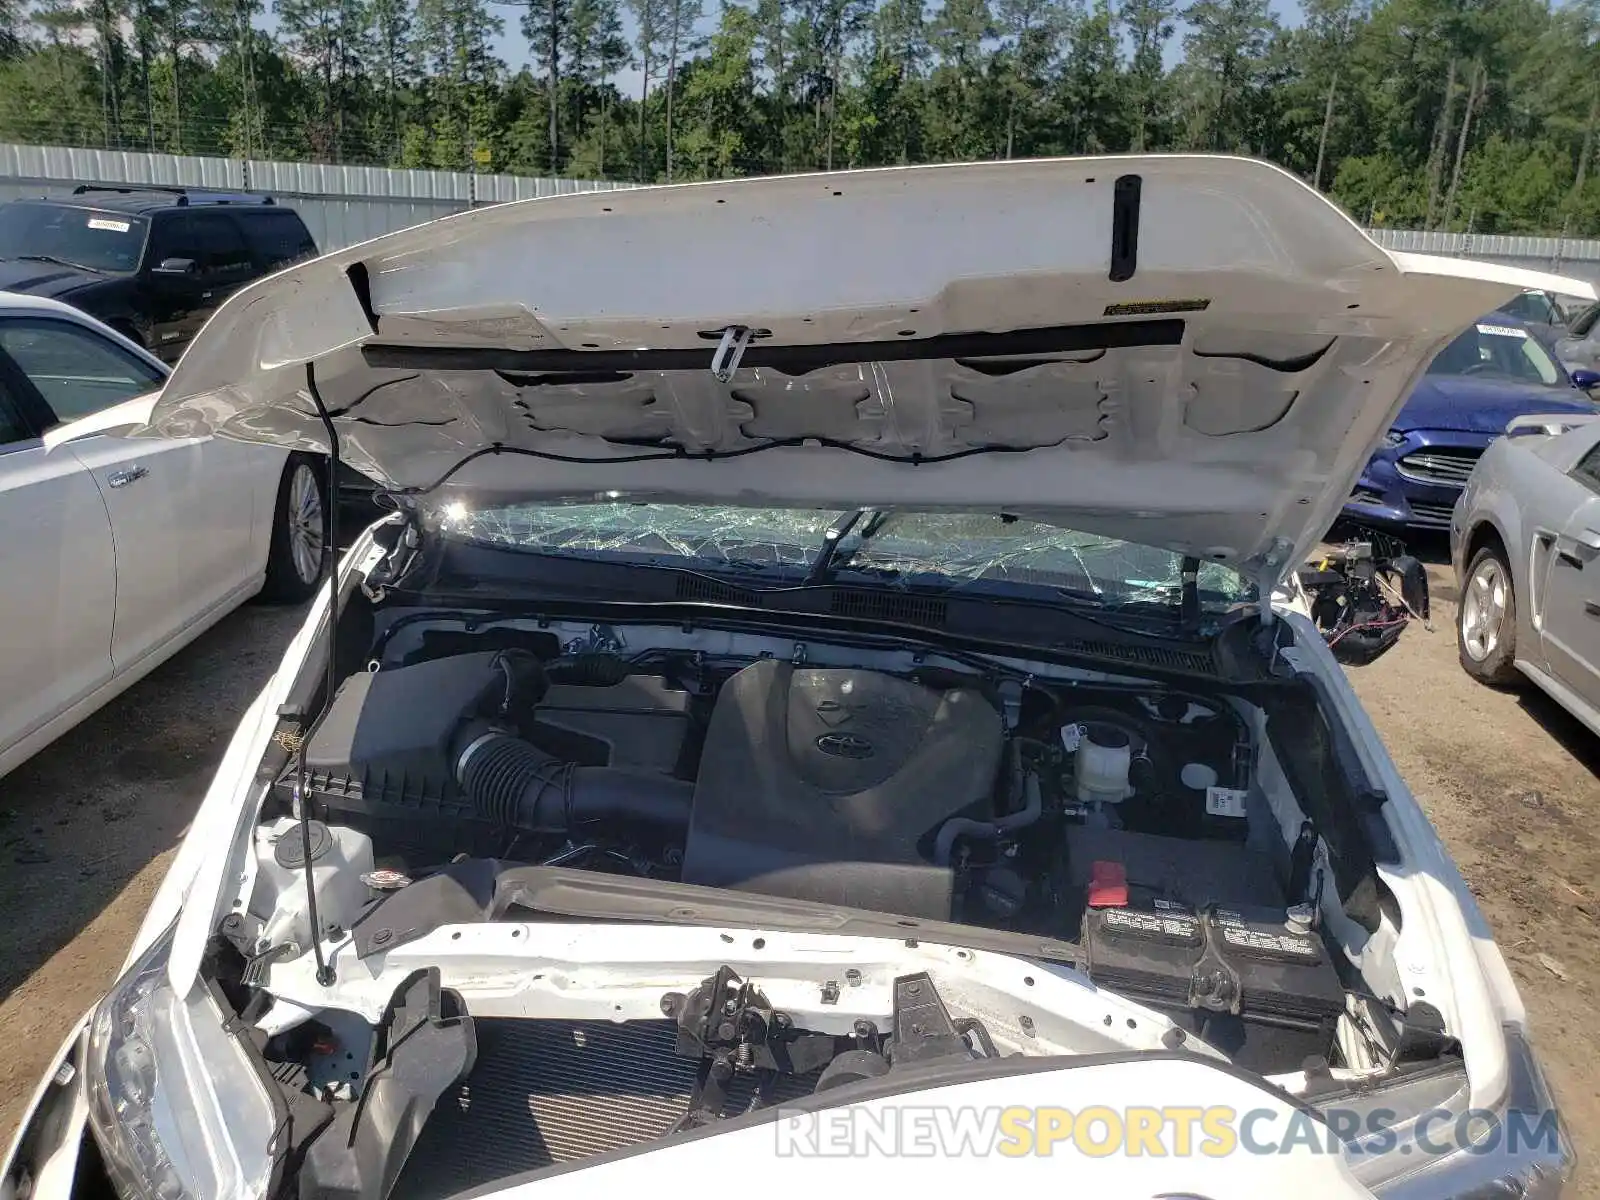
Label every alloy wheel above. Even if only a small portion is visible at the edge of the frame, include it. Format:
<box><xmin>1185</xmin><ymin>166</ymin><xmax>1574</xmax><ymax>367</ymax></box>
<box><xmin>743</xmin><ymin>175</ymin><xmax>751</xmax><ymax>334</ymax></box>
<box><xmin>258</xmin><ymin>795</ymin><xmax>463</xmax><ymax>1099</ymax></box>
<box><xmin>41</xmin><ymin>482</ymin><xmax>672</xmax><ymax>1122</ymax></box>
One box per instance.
<box><xmin>1459</xmin><ymin>556</ymin><xmax>1507</xmax><ymax>663</ymax></box>
<box><xmin>287</xmin><ymin>462</ymin><xmax>325</xmax><ymax>586</ymax></box>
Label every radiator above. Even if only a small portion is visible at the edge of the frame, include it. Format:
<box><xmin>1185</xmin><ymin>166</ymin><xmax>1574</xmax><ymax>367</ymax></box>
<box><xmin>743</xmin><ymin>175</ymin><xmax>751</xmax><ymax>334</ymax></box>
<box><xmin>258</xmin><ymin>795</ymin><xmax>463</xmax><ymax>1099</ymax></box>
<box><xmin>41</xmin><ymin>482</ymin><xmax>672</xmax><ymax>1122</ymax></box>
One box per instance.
<box><xmin>393</xmin><ymin>1019</ymin><xmax>815</xmax><ymax>1198</ymax></box>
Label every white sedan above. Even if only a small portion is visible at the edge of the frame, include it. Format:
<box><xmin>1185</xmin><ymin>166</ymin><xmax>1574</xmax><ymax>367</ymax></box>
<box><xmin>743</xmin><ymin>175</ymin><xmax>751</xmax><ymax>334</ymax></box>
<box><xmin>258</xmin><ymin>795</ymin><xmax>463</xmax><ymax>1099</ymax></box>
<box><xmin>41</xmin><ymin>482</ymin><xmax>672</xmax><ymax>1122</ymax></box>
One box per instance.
<box><xmin>0</xmin><ymin>291</ymin><xmax>325</xmax><ymax>782</ymax></box>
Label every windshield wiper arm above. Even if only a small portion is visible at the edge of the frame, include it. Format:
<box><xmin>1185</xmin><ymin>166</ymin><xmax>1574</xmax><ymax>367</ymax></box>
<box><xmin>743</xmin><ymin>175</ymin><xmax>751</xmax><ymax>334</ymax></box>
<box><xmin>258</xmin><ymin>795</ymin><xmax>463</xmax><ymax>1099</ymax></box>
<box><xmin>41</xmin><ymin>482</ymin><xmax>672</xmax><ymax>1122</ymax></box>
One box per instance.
<box><xmin>805</xmin><ymin>507</ymin><xmax>880</xmax><ymax>583</ymax></box>
<box><xmin>15</xmin><ymin>253</ymin><xmax>93</xmax><ymax>271</ymax></box>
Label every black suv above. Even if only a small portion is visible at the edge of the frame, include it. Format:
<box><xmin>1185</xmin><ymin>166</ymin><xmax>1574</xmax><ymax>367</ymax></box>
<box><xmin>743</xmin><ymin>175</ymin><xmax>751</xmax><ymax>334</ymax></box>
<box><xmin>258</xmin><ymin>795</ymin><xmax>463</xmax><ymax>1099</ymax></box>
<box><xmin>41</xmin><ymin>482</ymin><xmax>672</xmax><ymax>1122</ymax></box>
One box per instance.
<box><xmin>0</xmin><ymin>185</ymin><xmax>319</xmax><ymax>362</ymax></box>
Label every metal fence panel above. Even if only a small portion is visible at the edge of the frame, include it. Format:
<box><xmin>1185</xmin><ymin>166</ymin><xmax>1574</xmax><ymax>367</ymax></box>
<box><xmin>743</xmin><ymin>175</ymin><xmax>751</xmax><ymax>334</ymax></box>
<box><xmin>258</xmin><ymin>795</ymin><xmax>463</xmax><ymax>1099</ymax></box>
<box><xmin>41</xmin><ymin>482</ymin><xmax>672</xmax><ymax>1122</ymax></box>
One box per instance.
<box><xmin>0</xmin><ymin>141</ymin><xmax>625</xmax><ymax>252</ymax></box>
<box><xmin>1365</xmin><ymin>226</ymin><xmax>1600</xmax><ymax>264</ymax></box>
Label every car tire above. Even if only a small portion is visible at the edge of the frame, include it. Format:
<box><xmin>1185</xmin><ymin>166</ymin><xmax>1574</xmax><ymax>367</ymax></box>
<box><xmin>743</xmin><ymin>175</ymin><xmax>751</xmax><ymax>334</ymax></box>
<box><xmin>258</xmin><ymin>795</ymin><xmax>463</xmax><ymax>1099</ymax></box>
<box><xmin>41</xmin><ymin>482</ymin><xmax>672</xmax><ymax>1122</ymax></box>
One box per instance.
<box><xmin>261</xmin><ymin>454</ymin><xmax>328</xmax><ymax>604</ymax></box>
<box><xmin>1457</xmin><ymin>544</ymin><xmax>1520</xmax><ymax>685</ymax></box>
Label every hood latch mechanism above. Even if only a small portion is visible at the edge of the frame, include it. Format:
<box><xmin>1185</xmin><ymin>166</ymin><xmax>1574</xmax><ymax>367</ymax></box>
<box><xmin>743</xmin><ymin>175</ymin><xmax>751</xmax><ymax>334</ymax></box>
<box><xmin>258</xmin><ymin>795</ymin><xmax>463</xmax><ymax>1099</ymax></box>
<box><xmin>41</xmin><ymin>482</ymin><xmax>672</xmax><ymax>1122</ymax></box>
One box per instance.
<box><xmin>709</xmin><ymin>325</ymin><xmax>755</xmax><ymax>382</ymax></box>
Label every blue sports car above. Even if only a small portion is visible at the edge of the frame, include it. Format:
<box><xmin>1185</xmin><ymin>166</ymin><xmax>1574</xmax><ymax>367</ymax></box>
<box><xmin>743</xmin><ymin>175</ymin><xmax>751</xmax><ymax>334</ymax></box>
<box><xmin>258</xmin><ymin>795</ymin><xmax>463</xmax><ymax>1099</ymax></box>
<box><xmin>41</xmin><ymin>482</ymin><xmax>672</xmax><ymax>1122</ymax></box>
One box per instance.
<box><xmin>1344</xmin><ymin>314</ymin><xmax>1600</xmax><ymax>530</ymax></box>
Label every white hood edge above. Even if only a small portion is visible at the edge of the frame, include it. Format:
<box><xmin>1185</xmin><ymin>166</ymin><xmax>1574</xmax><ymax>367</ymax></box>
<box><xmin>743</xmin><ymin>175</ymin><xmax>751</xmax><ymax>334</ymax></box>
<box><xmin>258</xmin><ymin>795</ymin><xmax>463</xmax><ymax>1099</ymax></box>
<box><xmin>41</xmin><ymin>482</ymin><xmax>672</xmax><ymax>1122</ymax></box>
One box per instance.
<box><xmin>126</xmin><ymin>154</ymin><xmax>1594</xmax><ymax>588</ymax></box>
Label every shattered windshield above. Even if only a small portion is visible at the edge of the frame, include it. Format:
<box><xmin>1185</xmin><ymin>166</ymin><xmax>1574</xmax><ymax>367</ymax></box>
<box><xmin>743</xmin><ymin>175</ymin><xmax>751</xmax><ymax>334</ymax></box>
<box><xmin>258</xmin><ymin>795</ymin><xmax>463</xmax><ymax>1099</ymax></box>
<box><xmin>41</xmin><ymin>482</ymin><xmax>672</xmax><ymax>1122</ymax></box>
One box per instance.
<box><xmin>437</xmin><ymin>502</ymin><xmax>843</xmax><ymax>570</ymax></box>
<box><xmin>435</xmin><ymin>501</ymin><xmax>1255</xmax><ymax>611</ymax></box>
<box><xmin>836</xmin><ymin>512</ymin><xmax>1253</xmax><ymax>609</ymax></box>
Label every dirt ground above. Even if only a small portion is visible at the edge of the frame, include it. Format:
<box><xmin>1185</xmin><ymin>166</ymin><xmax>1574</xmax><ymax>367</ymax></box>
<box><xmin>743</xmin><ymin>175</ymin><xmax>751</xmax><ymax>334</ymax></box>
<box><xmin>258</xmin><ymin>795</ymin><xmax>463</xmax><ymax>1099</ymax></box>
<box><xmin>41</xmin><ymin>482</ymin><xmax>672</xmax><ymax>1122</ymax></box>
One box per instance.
<box><xmin>1</xmin><ymin>565</ymin><xmax>1598</xmax><ymax>1192</ymax></box>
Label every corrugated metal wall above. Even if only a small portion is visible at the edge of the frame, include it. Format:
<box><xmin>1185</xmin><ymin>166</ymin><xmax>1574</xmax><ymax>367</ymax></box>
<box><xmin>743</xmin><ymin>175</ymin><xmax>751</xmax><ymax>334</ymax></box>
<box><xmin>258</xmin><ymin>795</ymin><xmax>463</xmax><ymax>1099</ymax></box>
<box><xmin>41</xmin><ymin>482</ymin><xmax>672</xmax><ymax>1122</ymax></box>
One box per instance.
<box><xmin>6</xmin><ymin>141</ymin><xmax>1600</xmax><ymax>279</ymax></box>
<box><xmin>0</xmin><ymin>141</ymin><xmax>627</xmax><ymax>252</ymax></box>
<box><xmin>1365</xmin><ymin>227</ymin><xmax>1600</xmax><ymax>263</ymax></box>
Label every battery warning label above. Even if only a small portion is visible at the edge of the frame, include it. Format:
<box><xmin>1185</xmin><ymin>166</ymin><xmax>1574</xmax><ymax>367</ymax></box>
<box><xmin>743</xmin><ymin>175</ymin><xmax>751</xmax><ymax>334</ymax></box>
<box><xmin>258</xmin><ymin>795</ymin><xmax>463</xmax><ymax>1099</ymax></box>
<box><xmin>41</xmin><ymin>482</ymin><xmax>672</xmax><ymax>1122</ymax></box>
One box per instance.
<box><xmin>1212</xmin><ymin>909</ymin><xmax>1321</xmax><ymax>959</ymax></box>
<box><xmin>1101</xmin><ymin>907</ymin><xmax>1201</xmax><ymax>943</ymax></box>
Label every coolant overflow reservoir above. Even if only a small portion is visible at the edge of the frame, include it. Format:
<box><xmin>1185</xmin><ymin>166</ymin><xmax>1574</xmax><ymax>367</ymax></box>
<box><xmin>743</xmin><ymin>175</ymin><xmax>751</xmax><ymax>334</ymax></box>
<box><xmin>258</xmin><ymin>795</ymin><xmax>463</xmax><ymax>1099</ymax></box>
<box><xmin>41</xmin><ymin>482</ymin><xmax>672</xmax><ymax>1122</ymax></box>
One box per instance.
<box><xmin>1074</xmin><ymin>722</ymin><xmax>1133</xmax><ymax>806</ymax></box>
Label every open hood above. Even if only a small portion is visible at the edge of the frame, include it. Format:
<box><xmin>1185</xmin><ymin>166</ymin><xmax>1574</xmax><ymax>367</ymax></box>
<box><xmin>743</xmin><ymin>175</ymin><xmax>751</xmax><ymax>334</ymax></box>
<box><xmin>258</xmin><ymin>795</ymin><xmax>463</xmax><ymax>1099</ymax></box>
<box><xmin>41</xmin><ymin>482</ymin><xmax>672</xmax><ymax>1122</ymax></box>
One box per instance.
<box><xmin>125</xmin><ymin>155</ymin><xmax>1593</xmax><ymax>587</ymax></box>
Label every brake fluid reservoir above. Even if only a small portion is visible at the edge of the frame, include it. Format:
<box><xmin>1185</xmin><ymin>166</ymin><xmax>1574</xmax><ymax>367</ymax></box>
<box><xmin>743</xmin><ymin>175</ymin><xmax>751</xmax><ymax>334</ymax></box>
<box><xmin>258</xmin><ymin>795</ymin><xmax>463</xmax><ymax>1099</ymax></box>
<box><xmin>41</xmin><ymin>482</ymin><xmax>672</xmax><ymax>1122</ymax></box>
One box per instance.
<box><xmin>252</xmin><ymin>818</ymin><xmax>375</xmax><ymax>952</ymax></box>
<box><xmin>1074</xmin><ymin>722</ymin><xmax>1133</xmax><ymax>806</ymax></box>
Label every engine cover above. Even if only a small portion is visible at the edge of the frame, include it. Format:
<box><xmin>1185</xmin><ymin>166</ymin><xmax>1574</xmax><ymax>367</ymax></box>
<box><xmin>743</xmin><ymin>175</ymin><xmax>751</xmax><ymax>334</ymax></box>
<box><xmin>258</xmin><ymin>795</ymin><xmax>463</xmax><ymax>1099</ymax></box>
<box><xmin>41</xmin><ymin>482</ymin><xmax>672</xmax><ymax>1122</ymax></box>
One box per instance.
<box><xmin>681</xmin><ymin>660</ymin><xmax>1003</xmax><ymax>918</ymax></box>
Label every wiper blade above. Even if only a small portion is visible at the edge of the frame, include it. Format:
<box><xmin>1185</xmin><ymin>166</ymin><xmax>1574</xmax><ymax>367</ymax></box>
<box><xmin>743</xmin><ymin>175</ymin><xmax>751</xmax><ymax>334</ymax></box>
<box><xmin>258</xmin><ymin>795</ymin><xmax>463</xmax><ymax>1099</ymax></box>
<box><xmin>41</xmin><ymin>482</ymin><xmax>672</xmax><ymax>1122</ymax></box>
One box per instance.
<box><xmin>15</xmin><ymin>253</ymin><xmax>92</xmax><ymax>271</ymax></box>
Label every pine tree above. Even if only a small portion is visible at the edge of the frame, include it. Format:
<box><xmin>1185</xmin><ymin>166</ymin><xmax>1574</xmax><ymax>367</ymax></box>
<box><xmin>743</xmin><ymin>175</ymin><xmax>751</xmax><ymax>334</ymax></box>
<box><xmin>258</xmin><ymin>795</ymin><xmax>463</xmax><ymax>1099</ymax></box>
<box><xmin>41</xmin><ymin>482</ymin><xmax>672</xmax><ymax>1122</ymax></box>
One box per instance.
<box><xmin>1300</xmin><ymin>0</ymin><xmax>1363</xmax><ymax>187</ymax></box>
<box><xmin>141</xmin><ymin>0</ymin><xmax>202</xmax><ymax>150</ymax></box>
<box><xmin>793</xmin><ymin>0</ymin><xmax>873</xmax><ymax>167</ymax></box>
<box><xmin>276</xmin><ymin>0</ymin><xmax>372</xmax><ymax>159</ymax></box>
<box><xmin>519</xmin><ymin>0</ymin><xmax>568</xmax><ymax>168</ymax></box>
<box><xmin>624</xmin><ymin>0</ymin><xmax>667</xmax><ymax>178</ymax></box>
<box><xmin>661</xmin><ymin>0</ymin><xmax>702</xmax><ymax>179</ymax></box>
<box><xmin>865</xmin><ymin>0</ymin><xmax>930</xmax><ymax>162</ymax></box>
<box><xmin>415</xmin><ymin>0</ymin><xmax>502</xmax><ymax>167</ymax></box>
<box><xmin>995</xmin><ymin>0</ymin><xmax>1066</xmax><ymax>156</ymax></box>
<box><xmin>752</xmin><ymin>0</ymin><xmax>793</xmax><ymax>169</ymax></box>
<box><xmin>560</xmin><ymin>0</ymin><xmax>626</xmax><ymax>171</ymax></box>
<box><xmin>0</xmin><ymin>0</ymin><xmax>23</xmax><ymax>59</ymax></box>
<box><xmin>368</xmin><ymin>0</ymin><xmax>417</xmax><ymax>160</ymax></box>
<box><xmin>1181</xmin><ymin>0</ymin><xmax>1277</xmax><ymax>151</ymax></box>
<box><xmin>1057</xmin><ymin>0</ymin><xmax>1122</xmax><ymax>152</ymax></box>
<box><xmin>30</xmin><ymin>0</ymin><xmax>91</xmax><ymax>137</ymax></box>
<box><xmin>675</xmin><ymin>0</ymin><xmax>756</xmax><ymax>176</ymax></box>
<box><xmin>926</xmin><ymin>0</ymin><xmax>995</xmax><ymax>157</ymax></box>
<box><xmin>1119</xmin><ymin>0</ymin><xmax>1175</xmax><ymax>149</ymax></box>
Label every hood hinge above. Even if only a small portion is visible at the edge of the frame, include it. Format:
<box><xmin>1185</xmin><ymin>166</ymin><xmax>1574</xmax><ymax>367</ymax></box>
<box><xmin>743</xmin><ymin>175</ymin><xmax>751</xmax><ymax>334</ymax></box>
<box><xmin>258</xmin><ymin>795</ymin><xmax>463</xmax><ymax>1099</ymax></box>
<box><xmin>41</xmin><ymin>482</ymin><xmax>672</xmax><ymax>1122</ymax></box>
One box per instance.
<box><xmin>360</xmin><ymin>506</ymin><xmax>422</xmax><ymax>602</ymax></box>
<box><xmin>1246</xmin><ymin>537</ymin><xmax>1297</xmax><ymax>626</ymax></box>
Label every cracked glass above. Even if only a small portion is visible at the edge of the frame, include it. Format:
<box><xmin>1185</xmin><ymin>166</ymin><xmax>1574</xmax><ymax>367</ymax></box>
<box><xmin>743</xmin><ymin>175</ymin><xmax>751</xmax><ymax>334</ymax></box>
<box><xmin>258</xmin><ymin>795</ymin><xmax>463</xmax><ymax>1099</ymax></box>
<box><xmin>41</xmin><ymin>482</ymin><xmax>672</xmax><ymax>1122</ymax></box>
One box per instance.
<box><xmin>434</xmin><ymin>500</ymin><xmax>1255</xmax><ymax>611</ymax></box>
<box><xmin>435</xmin><ymin>501</ymin><xmax>845</xmax><ymax>570</ymax></box>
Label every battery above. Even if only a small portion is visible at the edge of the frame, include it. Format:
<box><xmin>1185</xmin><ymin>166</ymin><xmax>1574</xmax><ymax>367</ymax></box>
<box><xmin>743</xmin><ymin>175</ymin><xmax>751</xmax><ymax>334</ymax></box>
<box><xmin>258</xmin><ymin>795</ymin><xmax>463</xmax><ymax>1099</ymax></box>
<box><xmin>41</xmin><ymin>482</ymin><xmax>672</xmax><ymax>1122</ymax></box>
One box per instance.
<box><xmin>1083</xmin><ymin>895</ymin><xmax>1346</xmax><ymax>1072</ymax></box>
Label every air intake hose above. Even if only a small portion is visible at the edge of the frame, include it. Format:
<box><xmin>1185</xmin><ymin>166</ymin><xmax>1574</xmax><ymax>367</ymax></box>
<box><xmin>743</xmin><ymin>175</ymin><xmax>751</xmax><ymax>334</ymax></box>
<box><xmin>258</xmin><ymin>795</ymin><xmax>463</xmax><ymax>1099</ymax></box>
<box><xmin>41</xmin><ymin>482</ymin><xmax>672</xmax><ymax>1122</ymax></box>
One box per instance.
<box><xmin>454</xmin><ymin>724</ymin><xmax>694</xmax><ymax>834</ymax></box>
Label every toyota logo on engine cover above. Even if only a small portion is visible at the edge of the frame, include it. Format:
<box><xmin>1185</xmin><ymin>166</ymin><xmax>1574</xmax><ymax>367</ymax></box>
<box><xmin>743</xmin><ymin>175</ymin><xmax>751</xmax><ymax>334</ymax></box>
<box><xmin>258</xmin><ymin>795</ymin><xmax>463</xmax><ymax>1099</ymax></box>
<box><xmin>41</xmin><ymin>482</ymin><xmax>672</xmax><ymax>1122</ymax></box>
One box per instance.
<box><xmin>815</xmin><ymin>731</ymin><xmax>874</xmax><ymax>759</ymax></box>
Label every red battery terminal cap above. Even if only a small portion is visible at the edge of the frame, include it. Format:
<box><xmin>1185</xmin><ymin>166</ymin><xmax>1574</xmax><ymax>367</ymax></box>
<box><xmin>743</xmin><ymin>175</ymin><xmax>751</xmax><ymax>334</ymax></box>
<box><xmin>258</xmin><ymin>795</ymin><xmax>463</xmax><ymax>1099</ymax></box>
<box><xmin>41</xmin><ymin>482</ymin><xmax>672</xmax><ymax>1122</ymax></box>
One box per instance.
<box><xmin>1087</xmin><ymin>860</ymin><xmax>1128</xmax><ymax>908</ymax></box>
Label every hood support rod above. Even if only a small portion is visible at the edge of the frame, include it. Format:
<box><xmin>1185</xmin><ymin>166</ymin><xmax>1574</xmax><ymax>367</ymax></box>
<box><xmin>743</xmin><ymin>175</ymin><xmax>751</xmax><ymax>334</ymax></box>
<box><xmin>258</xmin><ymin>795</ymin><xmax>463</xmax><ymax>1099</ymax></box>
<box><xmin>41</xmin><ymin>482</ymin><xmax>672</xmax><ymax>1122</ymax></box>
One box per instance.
<box><xmin>296</xmin><ymin>360</ymin><xmax>342</xmax><ymax>988</ymax></box>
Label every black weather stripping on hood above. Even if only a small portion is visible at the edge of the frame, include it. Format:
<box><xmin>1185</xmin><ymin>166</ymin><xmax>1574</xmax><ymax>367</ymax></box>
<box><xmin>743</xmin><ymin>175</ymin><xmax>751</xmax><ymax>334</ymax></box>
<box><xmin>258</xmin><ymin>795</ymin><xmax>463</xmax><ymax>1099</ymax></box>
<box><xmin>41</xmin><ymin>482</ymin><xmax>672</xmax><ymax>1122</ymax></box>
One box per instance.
<box><xmin>359</xmin><ymin>319</ymin><xmax>1185</xmax><ymax>375</ymax></box>
<box><xmin>1109</xmin><ymin>174</ymin><xmax>1142</xmax><ymax>282</ymax></box>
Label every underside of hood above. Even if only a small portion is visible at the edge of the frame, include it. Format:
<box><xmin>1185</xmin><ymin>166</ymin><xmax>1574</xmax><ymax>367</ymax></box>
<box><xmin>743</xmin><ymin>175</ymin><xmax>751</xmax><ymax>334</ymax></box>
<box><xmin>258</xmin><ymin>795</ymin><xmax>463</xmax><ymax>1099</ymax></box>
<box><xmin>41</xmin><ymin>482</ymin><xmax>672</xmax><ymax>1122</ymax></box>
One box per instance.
<box><xmin>122</xmin><ymin>155</ymin><xmax>1594</xmax><ymax>586</ymax></box>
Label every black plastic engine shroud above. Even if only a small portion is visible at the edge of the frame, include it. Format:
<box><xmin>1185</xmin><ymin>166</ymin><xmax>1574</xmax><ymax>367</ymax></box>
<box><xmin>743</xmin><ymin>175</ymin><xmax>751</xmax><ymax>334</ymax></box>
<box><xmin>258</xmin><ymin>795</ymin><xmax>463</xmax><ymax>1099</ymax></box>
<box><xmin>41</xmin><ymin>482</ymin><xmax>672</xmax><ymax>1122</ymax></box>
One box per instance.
<box><xmin>680</xmin><ymin>659</ymin><xmax>1005</xmax><ymax>919</ymax></box>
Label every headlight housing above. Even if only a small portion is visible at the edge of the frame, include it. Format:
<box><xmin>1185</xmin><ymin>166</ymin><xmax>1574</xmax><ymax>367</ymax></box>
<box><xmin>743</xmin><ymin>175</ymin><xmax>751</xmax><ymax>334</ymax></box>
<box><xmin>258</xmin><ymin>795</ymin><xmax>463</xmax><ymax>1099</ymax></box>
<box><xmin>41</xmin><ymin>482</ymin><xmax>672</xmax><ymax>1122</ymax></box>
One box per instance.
<box><xmin>1382</xmin><ymin>429</ymin><xmax>1409</xmax><ymax>449</ymax></box>
<box><xmin>85</xmin><ymin>925</ymin><xmax>279</xmax><ymax>1200</ymax></box>
<box><xmin>1350</xmin><ymin>1026</ymin><xmax>1573</xmax><ymax>1199</ymax></box>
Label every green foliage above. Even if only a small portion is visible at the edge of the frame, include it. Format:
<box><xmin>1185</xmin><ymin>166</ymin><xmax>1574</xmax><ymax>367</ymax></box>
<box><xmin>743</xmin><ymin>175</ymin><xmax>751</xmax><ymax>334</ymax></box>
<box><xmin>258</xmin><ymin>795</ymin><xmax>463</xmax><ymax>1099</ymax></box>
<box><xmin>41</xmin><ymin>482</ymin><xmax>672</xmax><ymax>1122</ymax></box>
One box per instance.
<box><xmin>4</xmin><ymin>0</ymin><xmax>1600</xmax><ymax>233</ymax></box>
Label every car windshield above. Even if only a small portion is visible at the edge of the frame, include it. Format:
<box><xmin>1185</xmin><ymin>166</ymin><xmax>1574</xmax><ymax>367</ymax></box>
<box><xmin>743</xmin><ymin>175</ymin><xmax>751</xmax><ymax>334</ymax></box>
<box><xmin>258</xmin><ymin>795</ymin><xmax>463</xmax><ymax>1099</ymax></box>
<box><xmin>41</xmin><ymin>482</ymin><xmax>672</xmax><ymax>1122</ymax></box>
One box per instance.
<box><xmin>434</xmin><ymin>500</ymin><xmax>1256</xmax><ymax>613</ymax></box>
<box><xmin>0</xmin><ymin>201</ymin><xmax>150</xmax><ymax>273</ymax></box>
<box><xmin>1426</xmin><ymin>320</ymin><xmax>1564</xmax><ymax>386</ymax></box>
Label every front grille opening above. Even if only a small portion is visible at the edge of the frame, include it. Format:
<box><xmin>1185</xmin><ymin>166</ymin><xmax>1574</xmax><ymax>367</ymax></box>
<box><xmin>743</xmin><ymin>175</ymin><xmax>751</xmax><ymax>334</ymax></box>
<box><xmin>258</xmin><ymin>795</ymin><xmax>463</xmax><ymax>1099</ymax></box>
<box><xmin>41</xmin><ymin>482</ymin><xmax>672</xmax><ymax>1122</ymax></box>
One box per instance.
<box><xmin>1396</xmin><ymin>449</ymin><xmax>1480</xmax><ymax>487</ymax></box>
<box><xmin>1408</xmin><ymin>500</ymin><xmax>1457</xmax><ymax>525</ymax></box>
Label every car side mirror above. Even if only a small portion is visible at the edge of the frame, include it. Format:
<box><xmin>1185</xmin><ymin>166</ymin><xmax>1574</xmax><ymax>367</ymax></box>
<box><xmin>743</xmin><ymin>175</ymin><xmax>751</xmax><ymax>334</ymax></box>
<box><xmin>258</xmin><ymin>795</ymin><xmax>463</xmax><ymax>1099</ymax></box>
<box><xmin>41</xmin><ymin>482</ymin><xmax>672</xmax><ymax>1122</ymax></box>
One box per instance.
<box><xmin>1571</xmin><ymin>367</ymin><xmax>1600</xmax><ymax>391</ymax></box>
<box><xmin>152</xmin><ymin>257</ymin><xmax>197</xmax><ymax>278</ymax></box>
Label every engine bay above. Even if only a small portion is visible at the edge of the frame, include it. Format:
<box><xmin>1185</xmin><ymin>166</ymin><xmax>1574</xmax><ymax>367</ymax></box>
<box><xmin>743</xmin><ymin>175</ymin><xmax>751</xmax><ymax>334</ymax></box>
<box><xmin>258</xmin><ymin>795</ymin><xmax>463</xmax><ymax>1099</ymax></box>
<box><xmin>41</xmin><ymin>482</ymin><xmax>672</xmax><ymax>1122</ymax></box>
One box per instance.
<box><xmin>218</xmin><ymin>610</ymin><xmax>1446</xmax><ymax>1198</ymax></box>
